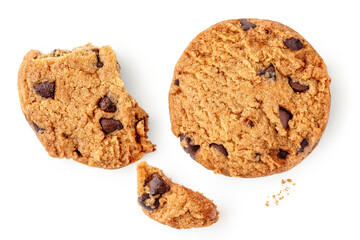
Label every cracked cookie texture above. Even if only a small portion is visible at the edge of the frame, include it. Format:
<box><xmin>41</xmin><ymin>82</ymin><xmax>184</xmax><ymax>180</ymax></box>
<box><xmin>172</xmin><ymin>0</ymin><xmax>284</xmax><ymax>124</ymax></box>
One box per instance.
<box><xmin>137</xmin><ymin>161</ymin><xmax>218</xmax><ymax>229</ymax></box>
<box><xmin>169</xmin><ymin>19</ymin><xmax>331</xmax><ymax>177</ymax></box>
<box><xmin>18</xmin><ymin>44</ymin><xmax>155</xmax><ymax>168</ymax></box>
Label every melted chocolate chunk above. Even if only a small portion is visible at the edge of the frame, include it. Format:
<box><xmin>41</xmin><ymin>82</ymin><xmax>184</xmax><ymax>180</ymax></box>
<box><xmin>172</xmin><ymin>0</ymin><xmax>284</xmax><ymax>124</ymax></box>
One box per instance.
<box><xmin>33</xmin><ymin>81</ymin><xmax>55</xmax><ymax>99</ymax></box>
<box><xmin>210</xmin><ymin>143</ymin><xmax>228</xmax><ymax>156</ymax></box>
<box><xmin>174</xmin><ymin>79</ymin><xmax>179</xmax><ymax>86</ymax></box>
<box><xmin>180</xmin><ymin>134</ymin><xmax>200</xmax><ymax>160</ymax></box>
<box><xmin>240</xmin><ymin>19</ymin><xmax>256</xmax><ymax>31</ymax></box>
<box><xmin>148</xmin><ymin>173</ymin><xmax>170</xmax><ymax>196</ymax></box>
<box><xmin>50</xmin><ymin>49</ymin><xmax>58</xmax><ymax>57</ymax></box>
<box><xmin>91</xmin><ymin>49</ymin><xmax>99</xmax><ymax>54</ymax></box>
<box><xmin>278</xmin><ymin>149</ymin><xmax>289</xmax><ymax>159</ymax></box>
<box><xmin>258</xmin><ymin>64</ymin><xmax>276</xmax><ymax>80</ymax></box>
<box><xmin>98</xmin><ymin>96</ymin><xmax>117</xmax><ymax>112</ymax></box>
<box><xmin>74</xmin><ymin>149</ymin><xmax>82</xmax><ymax>157</ymax></box>
<box><xmin>100</xmin><ymin>118</ymin><xmax>123</xmax><ymax>134</ymax></box>
<box><xmin>289</xmin><ymin>78</ymin><xmax>309</xmax><ymax>92</ymax></box>
<box><xmin>299</xmin><ymin>139</ymin><xmax>309</xmax><ymax>153</ymax></box>
<box><xmin>279</xmin><ymin>107</ymin><xmax>293</xmax><ymax>129</ymax></box>
<box><xmin>32</xmin><ymin>122</ymin><xmax>45</xmax><ymax>133</ymax></box>
<box><xmin>246</xmin><ymin>118</ymin><xmax>254</xmax><ymax>127</ymax></box>
<box><xmin>284</xmin><ymin>37</ymin><xmax>304</xmax><ymax>50</ymax></box>
<box><xmin>138</xmin><ymin>193</ymin><xmax>159</xmax><ymax>211</ymax></box>
<box><xmin>92</xmin><ymin>48</ymin><xmax>103</xmax><ymax>68</ymax></box>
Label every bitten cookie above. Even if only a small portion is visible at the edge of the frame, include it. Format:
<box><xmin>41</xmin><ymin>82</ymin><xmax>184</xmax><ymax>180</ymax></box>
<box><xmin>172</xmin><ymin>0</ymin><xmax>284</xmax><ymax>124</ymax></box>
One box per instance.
<box><xmin>137</xmin><ymin>161</ymin><xmax>218</xmax><ymax>229</ymax></box>
<box><xmin>18</xmin><ymin>44</ymin><xmax>155</xmax><ymax>168</ymax></box>
<box><xmin>169</xmin><ymin>19</ymin><xmax>331</xmax><ymax>177</ymax></box>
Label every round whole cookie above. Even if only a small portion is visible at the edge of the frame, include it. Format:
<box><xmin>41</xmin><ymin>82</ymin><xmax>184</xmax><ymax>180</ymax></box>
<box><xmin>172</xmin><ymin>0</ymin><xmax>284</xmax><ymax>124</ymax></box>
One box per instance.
<box><xmin>169</xmin><ymin>19</ymin><xmax>331</xmax><ymax>177</ymax></box>
<box><xmin>18</xmin><ymin>44</ymin><xmax>155</xmax><ymax>168</ymax></box>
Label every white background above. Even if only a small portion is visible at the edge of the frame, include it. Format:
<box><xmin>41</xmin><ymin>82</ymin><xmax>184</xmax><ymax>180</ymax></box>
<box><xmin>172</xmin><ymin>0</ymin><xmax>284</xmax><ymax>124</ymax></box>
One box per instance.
<box><xmin>1</xmin><ymin>0</ymin><xmax>359</xmax><ymax>239</ymax></box>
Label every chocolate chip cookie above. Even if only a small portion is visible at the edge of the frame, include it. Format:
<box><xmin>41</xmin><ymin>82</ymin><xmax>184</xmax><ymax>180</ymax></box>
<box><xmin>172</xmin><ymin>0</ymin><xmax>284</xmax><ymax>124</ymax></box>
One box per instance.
<box><xmin>18</xmin><ymin>44</ymin><xmax>155</xmax><ymax>168</ymax></box>
<box><xmin>169</xmin><ymin>19</ymin><xmax>331</xmax><ymax>177</ymax></box>
<box><xmin>137</xmin><ymin>161</ymin><xmax>218</xmax><ymax>229</ymax></box>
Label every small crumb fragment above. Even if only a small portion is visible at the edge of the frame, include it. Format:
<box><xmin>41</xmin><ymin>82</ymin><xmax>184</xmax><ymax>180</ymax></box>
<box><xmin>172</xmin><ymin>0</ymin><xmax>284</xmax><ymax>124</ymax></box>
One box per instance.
<box><xmin>265</xmin><ymin>179</ymin><xmax>295</xmax><ymax>207</ymax></box>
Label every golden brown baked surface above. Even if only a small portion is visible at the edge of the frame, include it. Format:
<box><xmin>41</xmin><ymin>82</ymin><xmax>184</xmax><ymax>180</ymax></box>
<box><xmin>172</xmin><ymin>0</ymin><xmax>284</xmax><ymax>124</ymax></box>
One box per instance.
<box><xmin>169</xmin><ymin>19</ymin><xmax>331</xmax><ymax>177</ymax></box>
<box><xmin>137</xmin><ymin>161</ymin><xmax>218</xmax><ymax>229</ymax></box>
<box><xmin>18</xmin><ymin>44</ymin><xmax>155</xmax><ymax>168</ymax></box>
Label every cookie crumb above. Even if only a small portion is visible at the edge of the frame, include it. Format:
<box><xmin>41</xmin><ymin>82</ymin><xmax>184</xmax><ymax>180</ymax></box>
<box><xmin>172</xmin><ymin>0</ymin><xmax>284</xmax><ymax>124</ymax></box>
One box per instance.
<box><xmin>265</xmin><ymin>179</ymin><xmax>295</xmax><ymax>207</ymax></box>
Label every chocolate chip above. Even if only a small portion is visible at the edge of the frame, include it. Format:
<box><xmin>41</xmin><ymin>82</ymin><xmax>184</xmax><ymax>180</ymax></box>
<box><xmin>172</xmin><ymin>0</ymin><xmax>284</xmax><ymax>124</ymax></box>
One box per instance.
<box><xmin>134</xmin><ymin>118</ymin><xmax>145</xmax><ymax>143</ymax></box>
<box><xmin>100</xmin><ymin>118</ymin><xmax>123</xmax><ymax>134</ymax></box>
<box><xmin>138</xmin><ymin>193</ymin><xmax>159</xmax><ymax>211</ymax></box>
<box><xmin>179</xmin><ymin>134</ymin><xmax>185</xmax><ymax>142</ymax></box>
<box><xmin>92</xmin><ymin>49</ymin><xmax>103</xmax><ymax>68</ymax></box>
<box><xmin>240</xmin><ymin>19</ymin><xmax>256</xmax><ymax>31</ymax></box>
<box><xmin>258</xmin><ymin>64</ymin><xmax>276</xmax><ymax>80</ymax></box>
<box><xmin>50</xmin><ymin>49</ymin><xmax>58</xmax><ymax>57</ymax></box>
<box><xmin>174</xmin><ymin>79</ymin><xmax>179</xmax><ymax>86</ymax></box>
<box><xmin>246</xmin><ymin>118</ymin><xmax>254</xmax><ymax>127</ymax></box>
<box><xmin>210</xmin><ymin>143</ymin><xmax>228</xmax><ymax>156</ymax></box>
<box><xmin>279</xmin><ymin>107</ymin><xmax>293</xmax><ymax>129</ymax></box>
<box><xmin>34</xmin><ymin>81</ymin><xmax>55</xmax><ymax>99</ymax></box>
<box><xmin>148</xmin><ymin>173</ymin><xmax>170</xmax><ymax>196</ymax></box>
<box><xmin>116</xmin><ymin>61</ymin><xmax>121</xmax><ymax>70</ymax></box>
<box><xmin>32</xmin><ymin>122</ymin><xmax>45</xmax><ymax>133</ymax></box>
<box><xmin>284</xmin><ymin>37</ymin><xmax>304</xmax><ymax>50</ymax></box>
<box><xmin>249</xmin><ymin>121</ymin><xmax>254</xmax><ymax>127</ymax></box>
<box><xmin>278</xmin><ymin>149</ymin><xmax>289</xmax><ymax>159</ymax></box>
<box><xmin>299</xmin><ymin>139</ymin><xmax>309</xmax><ymax>152</ymax></box>
<box><xmin>180</xmin><ymin>134</ymin><xmax>200</xmax><ymax>160</ymax></box>
<box><xmin>98</xmin><ymin>96</ymin><xmax>117</xmax><ymax>112</ymax></box>
<box><xmin>74</xmin><ymin>149</ymin><xmax>82</xmax><ymax>157</ymax></box>
<box><xmin>289</xmin><ymin>78</ymin><xmax>309</xmax><ymax>92</ymax></box>
<box><xmin>265</xmin><ymin>29</ymin><xmax>269</xmax><ymax>34</ymax></box>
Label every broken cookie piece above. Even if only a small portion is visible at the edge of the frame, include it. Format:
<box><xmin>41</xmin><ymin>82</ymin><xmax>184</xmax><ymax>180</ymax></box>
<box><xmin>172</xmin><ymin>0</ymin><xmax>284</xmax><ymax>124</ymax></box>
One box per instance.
<box><xmin>18</xmin><ymin>44</ymin><xmax>155</xmax><ymax>168</ymax></box>
<box><xmin>137</xmin><ymin>161</ymin><xmax>219</xmax><ymax>229</ymax></box>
